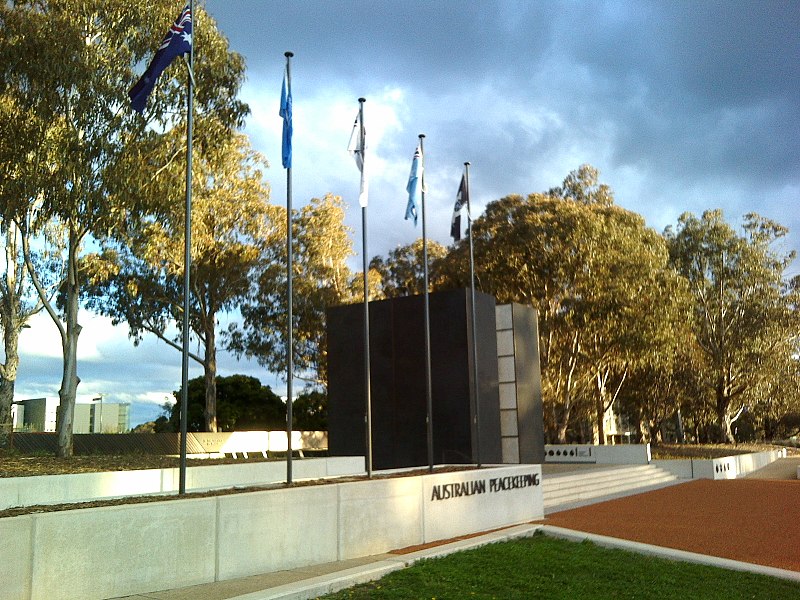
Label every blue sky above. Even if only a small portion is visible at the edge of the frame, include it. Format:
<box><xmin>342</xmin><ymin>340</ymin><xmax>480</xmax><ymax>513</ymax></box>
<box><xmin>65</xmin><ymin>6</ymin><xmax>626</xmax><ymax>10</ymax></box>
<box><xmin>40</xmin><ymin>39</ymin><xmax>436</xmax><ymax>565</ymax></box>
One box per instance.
<box><xmin>14</xmin><ymin>0</ymin><xmax>800</xmax><ymax>426</ymax></box>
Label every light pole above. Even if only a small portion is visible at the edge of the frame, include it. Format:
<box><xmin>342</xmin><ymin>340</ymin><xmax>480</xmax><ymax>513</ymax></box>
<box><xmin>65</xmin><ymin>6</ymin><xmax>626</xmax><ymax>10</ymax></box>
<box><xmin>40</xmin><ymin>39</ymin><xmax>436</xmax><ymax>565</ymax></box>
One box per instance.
<box><xmin>92</xmin><ymin>395</ymin><xmax>104</xmax><ymax>433</ymax></box>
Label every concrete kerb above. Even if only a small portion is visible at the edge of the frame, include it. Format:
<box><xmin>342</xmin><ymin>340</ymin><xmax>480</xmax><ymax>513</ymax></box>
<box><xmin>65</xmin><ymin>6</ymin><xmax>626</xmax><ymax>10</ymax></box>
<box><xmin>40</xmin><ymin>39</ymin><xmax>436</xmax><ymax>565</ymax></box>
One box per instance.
<box><xmin>539</xmin><ymin>525</ymin><xmax>800</xmax><ymax>584</ymax></box>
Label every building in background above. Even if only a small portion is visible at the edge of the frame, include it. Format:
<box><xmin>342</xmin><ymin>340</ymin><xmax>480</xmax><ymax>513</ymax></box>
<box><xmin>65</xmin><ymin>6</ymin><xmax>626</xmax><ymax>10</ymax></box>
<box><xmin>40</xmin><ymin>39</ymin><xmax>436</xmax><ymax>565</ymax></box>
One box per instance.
<box><xmin>12</xmin><ymin>397</ymin><xmax>131</xmax><ymax>433</ymax></box>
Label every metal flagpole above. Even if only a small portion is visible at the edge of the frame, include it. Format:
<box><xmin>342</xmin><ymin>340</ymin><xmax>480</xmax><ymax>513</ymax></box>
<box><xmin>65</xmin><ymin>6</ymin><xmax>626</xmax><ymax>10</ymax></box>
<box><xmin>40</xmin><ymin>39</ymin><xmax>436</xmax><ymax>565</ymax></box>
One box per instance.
<box><xmin>419</xmin><ymin>134</ymin><xmax>434</xmax><ymax>473</ymax></box>
<box><xmin>464</xmin><ymin>162</ymin><xmax>482</xmax><ymax>467</ymax></box>
<box><xmin>284</xmin><ymin>51</ymin><xmax>294</xmax><ymax>484</ymax></box>
<box><xmin>358</xmin><ymin>98</ymin><xmax>373</xmax><ymax>478</ymax></box>
<box><xmin>178</xmin><ymin>0</ymin><xmax>195</xmax><ymax>495</ymax></box>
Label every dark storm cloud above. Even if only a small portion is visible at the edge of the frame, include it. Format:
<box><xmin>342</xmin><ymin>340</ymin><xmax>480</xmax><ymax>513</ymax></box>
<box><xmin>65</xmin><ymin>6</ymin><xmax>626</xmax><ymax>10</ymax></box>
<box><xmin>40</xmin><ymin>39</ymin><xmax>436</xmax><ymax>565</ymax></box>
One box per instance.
<box><xmin>205</xmin><ymin>1</ymin><xmax>798</xmax><ymax>203</ymax></box>
<box><xmin>540</xmin><ymin>0</ymin><xmax>800</xmax><ymax>183</ymax></box>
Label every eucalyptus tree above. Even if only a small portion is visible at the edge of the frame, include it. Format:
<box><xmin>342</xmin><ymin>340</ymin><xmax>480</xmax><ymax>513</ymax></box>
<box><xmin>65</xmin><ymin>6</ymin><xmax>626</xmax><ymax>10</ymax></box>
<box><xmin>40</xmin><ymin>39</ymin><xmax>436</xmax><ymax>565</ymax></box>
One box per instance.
<box><xmin>437</xmin><ymin>166</ymin><xmax>688</xmax><ymax>443</ymax></box>
<box><xmin>748</xmin><ymin>353</ymin><xmax>800</xmax><ymax>440</ymax></box>
<box><xmin>369</xmin><ymin>238</ymin><xmax>448</xmax><ymax>299</ymax></box>
<box><xmin>86</xmin><ymin>133</ymin><xmax>272</xmax><ymax>432</ymax></box>
<box><xmin>0</xmin><ymin>1</ymin><xmax>247</xmax><ymax>455</ymax></box>
<box><xmin>0</xmin><ymin>221</ymin><xmax>49</xmax><ymax>444</ymax></box>
<box><xmin>229</xmin><ymin>194</ymin><xmax>355</xmax><ymax>389</ymax></box>
<box><xmin>667</xmin><ymin>210</ymin><xmax>799</xmax><ymax>443</ymax></box>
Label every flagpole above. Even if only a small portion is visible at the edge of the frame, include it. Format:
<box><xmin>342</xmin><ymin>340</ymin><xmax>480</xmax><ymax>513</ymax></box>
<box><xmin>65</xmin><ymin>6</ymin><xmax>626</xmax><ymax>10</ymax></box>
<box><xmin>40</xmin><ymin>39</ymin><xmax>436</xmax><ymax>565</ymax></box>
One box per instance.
<box><xmin>284</xmin><ymin>51</ymin><xmax>294</xmax><ymax>485</ymax></box>
<box><xmin>464</xmin><ymin>162</ymin><xmax>482</xmax><ymax>467</ymax></box>
<box><xmin>418</xmin><ymin>134</ymin><xmax>434</xmax><ymax>473</ymax></box>
<box><xmin>178</xmin><ymin>0</ymin><xmax>195</xmax><ymax>496</ymax></box>
<box><xmin>358</xmin><ymin>97</ymin><xmax>373</xmax><ymax>478</ymax></box>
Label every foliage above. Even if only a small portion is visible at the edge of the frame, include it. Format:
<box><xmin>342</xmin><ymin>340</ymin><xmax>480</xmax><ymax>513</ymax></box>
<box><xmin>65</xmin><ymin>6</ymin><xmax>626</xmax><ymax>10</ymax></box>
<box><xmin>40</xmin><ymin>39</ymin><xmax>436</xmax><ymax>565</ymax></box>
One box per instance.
<box><xmin>436</xmin><ymin>166</ymin><xmax>689</xmax><ymax>443</ymax></box>
<box><xmin>292</xmin><ymin>389</ymin><xmax>327</xmax><ymax>430</ymax></box>
<box><xmin>85</xmin><ymin>133</ymin><xmax>272</xmax><ymax>432</ymax></box>
<box><xmin>666</xmin><ymin>210</ymin><xmax>799</xmax><ymax>443</ymax></box>
<box><xmin>369</xmin><ymin>238</ymin><xmax>448</xmax><ymax>298</ymax></box>
<box><xmin>164</xmin><ymin>375</ymin><xmax>285</xmax><ymax>433</ymax></box>
<box><xmin>229</xmin><ymin>194</ymin><xmax>355</xmax><ymax>388</ymax></box>
<box><xmin>0</xmin><ymin>0</ymin><xmax>247</xmax><ymax>455</ymax></box>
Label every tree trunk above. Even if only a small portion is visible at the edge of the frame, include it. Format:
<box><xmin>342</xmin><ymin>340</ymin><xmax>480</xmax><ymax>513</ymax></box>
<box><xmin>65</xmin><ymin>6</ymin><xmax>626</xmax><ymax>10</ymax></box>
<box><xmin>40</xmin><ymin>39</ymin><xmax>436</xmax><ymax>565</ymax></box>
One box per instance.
<box><xmin>636</xmin><ymin>408</ymin><xmax>650</xmax><ymax>444</ymax></box>
<box><xmin>0</xmin><ymin>324</ymin><xmax>20</xmax><ymax>447</ymax></box>
<box><xmin>57</xmin><ymin>231</ymin><xmax>81</xmax><ymax>458</ymax></box>
<box><xmin>556</xmin><ymin>398</ymin><xmax>572</xmax><ymax>444</ymax></box>
<box><xmin>556</xmin><ymin>335</ymin><xmax>579</xmax><ymax>444</ymax></box>
<box><xmin>1</xmin><ymin>225</ymin><xmax>23</xmax><ymax>447</ymax></box>
<box><xmin>648</xmin><ymin>422</ymin><xmax>663</xmax><ymax>445</ymax></box>
<box><xmin>594</xmin><ymin>370</ymin><xmax>607</xmax><ymax>445</ymax></box>
<box><xmin>0</xmin><ymin>377</ymin><xmax>13</xmax><ymax>448</ymax></box>
<box><xmin>594</xmin><ymin>396</ymin><xmax>605</xmax><ymax>445</ymax></box>
<box><xmin>715</xmin><ymin>378</ymin><xmax>735</xmax><ymax>444</ymax></box>
<box><xmin>204</xmin><ymin>317</ymin><xmax>218</xmax><ymax>432</ymax></box>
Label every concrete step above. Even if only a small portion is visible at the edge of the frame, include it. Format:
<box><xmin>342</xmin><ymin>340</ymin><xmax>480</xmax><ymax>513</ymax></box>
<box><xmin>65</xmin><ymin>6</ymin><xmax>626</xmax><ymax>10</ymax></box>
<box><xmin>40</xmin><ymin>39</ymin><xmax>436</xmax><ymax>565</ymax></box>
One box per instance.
<box><xmin>542</xmin><ymin>465</ymin><xmax>679</xmax><ymax>511</ymax></box>
<box><xmin>544</xmin><ymin>471</ymin><xmax>677</xmax><ymax>506</ymax></box>
<box><xmin>544</xmin><ymin>464</ymin><xmax>657</xmax><ymax>491</ymax></box>
<box><xmin>544</xmin><ymin>465</ymin><xmax>665</xmax><ymax>498</ymax></box>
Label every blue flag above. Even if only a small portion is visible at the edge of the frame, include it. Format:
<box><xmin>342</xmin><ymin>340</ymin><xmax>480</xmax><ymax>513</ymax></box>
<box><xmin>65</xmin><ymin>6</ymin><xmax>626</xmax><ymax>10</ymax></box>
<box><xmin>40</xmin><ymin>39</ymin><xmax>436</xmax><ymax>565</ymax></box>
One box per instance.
<box><xmin>129</xmin><ymin>4</ymin><xmax>192</xmax><ymax>114</ymax></box>
<box><xmin>405</xmin><ymin>145</ymin><xmax>422</xmax><ymax>226</ymax></box>
<box><xmin>280</xmin><ymin>69</ymin><xmax>293</xmax><ymax>169</ymax></box>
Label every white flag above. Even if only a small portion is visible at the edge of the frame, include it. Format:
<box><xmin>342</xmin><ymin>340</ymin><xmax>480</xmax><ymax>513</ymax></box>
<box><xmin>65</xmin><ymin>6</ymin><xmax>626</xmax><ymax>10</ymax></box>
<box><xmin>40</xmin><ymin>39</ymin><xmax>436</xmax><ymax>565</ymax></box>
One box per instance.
<box><xmin>347</xmin><ymin>110</ymin><xmax>368</xmax><ymax>207</ymax></box>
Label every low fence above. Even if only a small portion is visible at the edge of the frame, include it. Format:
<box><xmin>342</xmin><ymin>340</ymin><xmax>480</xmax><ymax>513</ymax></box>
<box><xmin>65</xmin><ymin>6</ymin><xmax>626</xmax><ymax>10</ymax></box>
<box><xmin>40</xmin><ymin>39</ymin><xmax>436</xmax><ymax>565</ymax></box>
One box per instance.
<box><xmin>2</xmin><ymin>464</ymin><xmax>543</xmax><ymax>600</ymax></box>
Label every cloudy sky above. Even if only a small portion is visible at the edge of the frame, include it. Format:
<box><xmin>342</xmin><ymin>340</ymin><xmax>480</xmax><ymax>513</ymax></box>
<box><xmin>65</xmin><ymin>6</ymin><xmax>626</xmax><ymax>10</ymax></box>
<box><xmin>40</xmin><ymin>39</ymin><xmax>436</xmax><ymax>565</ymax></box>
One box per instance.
<box><xmin>14</xmin><ymin>0</ymin><xmax>800</xmax><ymax>426</ymax></box>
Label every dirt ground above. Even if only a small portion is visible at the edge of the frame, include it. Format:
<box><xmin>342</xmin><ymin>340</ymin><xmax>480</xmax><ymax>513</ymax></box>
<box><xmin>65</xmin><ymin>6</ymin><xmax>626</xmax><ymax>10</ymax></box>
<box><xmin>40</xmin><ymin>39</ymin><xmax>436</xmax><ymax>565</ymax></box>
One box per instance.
<box><xmin>544</xmin><ymin>477</ymin><xmax>800</xmax><ymax>573</ymax></box>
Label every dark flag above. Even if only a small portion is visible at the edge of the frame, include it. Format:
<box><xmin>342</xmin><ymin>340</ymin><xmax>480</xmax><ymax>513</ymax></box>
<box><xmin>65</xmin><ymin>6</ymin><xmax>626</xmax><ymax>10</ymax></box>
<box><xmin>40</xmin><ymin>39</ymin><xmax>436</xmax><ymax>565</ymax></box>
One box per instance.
<box><xmin>129</xmin><ymin>4</ymin><xmax>193</xmax><ymax>114</ymax></box>
<box><xmin>451</xmin><ymin>173</ymin><xmax>469</xmax><ymax>241</ymax></box>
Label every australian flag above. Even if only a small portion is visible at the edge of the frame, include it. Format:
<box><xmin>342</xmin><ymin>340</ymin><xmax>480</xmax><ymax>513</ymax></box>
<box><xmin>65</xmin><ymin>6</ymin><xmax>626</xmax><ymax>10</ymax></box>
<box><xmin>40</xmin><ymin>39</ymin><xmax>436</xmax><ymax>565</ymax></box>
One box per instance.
<box><xmin>129</xmin><ymin>4</ymin><xmax>193</xmax><ymax>114</ymax></box>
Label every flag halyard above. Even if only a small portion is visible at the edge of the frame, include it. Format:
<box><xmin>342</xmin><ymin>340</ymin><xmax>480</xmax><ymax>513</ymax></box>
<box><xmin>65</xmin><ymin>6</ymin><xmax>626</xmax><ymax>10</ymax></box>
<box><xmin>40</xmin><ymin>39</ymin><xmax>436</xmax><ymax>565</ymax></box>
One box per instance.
<box><xmin>129</xmin><ymin>4</ymin><xmax>193</xmax><ymax>114</ymax></box>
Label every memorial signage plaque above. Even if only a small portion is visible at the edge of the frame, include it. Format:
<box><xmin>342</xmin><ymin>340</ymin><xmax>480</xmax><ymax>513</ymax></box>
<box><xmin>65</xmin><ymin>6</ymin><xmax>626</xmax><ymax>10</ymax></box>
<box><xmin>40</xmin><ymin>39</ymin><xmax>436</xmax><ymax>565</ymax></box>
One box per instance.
<box><xmin>430</xmin><ymin>473</ymin><xmax>540</xmax><ymax>501</ymax></box>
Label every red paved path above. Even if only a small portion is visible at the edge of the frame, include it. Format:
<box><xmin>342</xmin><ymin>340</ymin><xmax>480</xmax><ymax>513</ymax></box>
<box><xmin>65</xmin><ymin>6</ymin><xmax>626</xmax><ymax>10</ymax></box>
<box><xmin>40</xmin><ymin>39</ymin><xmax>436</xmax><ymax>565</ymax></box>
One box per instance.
<box><xmin>544</xmin><ymin>478</ymin><xmax>800</xmax><ymax>572</ymax></box>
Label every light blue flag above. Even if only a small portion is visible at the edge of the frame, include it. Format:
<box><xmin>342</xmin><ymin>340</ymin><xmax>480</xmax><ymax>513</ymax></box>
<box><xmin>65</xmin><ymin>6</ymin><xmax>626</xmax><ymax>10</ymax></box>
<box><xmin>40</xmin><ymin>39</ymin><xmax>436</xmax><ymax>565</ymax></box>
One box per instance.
<box><xmin>280</xmin><ymin>69</ymin><xmax>292</xmax><ymax>169</ymax></box>
<box><xmin>405</xmin><ymin>145</ymin><xmax>422</xmax><ymax>225</ymax></box>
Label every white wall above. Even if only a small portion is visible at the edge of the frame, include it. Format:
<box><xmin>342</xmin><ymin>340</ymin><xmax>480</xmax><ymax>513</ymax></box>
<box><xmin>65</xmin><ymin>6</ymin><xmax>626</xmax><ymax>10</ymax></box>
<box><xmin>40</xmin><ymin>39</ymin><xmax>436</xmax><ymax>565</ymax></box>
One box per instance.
<box><xmin>1</xmin><ymin>464</ymin><xmax>543</xmax><ymax>600</ymax></box>
<box><xmin>652</xmin><ymin>449</ymin><xmax>786</xmax><ymax>480</ymax></box>
<box><xmin>544</xmin><ymin>444</ymin><xmax>651</xmax><ymax>464</ymax></box>
<box><xmin>0</xmin><ymin>457</ymin><xmax>364</xmax><ymax>511</ymax></box>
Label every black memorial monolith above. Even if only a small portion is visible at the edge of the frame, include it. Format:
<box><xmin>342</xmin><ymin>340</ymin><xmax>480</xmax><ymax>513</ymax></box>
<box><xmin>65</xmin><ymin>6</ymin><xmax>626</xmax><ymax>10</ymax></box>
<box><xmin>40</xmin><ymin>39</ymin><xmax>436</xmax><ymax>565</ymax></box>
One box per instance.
<box><xmin>327</xmin><ymin>288</ymin><xmax>501</xmax><ymax>469</ymax></box>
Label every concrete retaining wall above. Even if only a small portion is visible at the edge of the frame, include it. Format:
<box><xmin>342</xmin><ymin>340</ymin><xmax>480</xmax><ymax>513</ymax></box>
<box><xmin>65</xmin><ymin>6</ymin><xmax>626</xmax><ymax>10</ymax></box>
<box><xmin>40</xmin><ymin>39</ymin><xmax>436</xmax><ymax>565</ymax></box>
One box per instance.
<box><xmin>544</xmin><ymin>444</ymin><xmax>651</xmax><ymax>465</ymax></box>
<box><xmin>652</xmin><ymin>449</ymin><xmax>787</xmax><ymax>480</ymax></box>
<box><xmin>1</xmin><ymin>464</ymin><xmax>543</xmax><ymax>600</ymax></box>
<box><xmin>0</xmin><ymin>457</ymin><xmax>364</xmax><ymax>511</ymax></box>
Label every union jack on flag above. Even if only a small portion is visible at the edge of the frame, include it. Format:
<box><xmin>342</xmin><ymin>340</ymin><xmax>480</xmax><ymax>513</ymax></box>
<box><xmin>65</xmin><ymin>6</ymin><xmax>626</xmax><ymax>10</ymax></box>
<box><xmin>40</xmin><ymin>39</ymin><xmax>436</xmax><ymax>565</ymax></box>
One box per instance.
<box><xmin>129</xmin><ymin>4</ymin><xmax>193</xmax><ymax>114</ymax></box>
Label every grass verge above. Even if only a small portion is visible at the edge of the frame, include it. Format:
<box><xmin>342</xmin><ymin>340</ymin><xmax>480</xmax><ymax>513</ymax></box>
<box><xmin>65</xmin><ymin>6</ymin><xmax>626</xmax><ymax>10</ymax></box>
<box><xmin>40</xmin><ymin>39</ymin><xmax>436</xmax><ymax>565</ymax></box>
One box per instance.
<box><xmin>320</xmin><ymin>534</ymin><xmax>800</xmax><ymax>600</ymax></box>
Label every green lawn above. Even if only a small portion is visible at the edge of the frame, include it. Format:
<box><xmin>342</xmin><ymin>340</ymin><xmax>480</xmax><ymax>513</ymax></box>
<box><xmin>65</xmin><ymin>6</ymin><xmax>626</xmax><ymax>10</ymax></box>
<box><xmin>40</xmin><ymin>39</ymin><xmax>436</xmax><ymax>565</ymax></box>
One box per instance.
<box><xmin>320</xmin><ymin>534</ymin><xmax>799</xmax><ymax>599</ymax></box>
